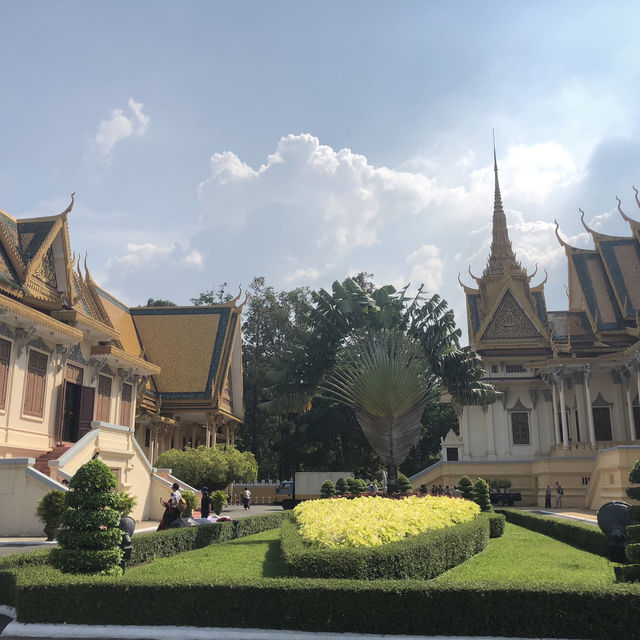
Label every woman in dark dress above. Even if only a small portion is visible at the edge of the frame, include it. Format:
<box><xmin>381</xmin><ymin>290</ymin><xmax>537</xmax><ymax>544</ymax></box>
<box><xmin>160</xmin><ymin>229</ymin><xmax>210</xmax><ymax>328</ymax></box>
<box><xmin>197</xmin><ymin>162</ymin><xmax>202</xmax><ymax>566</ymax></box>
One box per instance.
<box><xmin>200</xmin><ymin>486</ymin><xmax>213</xmax><ymax>518</ymax></box>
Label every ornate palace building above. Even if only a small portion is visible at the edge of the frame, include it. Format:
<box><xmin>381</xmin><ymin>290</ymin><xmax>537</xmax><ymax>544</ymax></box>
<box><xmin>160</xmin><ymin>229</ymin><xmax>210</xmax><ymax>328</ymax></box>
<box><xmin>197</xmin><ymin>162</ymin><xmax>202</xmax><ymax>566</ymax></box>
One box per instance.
<box><xmin>0</xmin><ymin>196</ymin><xmax>244</xmax><ymax>535</ymax></box>
<box><xmin>412</xmin><ymin>154</ymin><xmax>640</xmax><ymax>509</ymax></box>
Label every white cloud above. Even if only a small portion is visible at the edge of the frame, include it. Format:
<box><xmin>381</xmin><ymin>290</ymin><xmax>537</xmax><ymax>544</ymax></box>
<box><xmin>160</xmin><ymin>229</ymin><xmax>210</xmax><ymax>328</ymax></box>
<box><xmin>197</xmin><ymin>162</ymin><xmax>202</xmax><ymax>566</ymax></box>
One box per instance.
<box><xmin>284</xmin><ymin>267</ymin><xmax>323</xmax><ymax>283</ymax></box>
<box><xmin>107</xmin><ymin>242</ymin><xmax>204</xmax><ymax>273</ymax></box>
<box><xmin>88</xmin><ymin>98</ymin><xmax>150</xmax><ymax>161</ymax></box>
<box><xmin>197</xmin><ymin>133</ymin><xmax>457</xmax><ymax>252</ymax></box>
<box><xmin>406</xmin><ymin>244</ymin><xmax>444</xmax><ymax>291</ymax></box>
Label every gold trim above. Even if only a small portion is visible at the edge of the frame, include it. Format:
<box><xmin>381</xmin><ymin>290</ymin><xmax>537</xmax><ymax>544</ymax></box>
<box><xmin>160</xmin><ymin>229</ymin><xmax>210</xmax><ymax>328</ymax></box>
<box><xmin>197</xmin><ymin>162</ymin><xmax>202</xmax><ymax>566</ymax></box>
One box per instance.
<box><xmin>90</xmin><ymin>344</ymin><xmax>160</xmax><ymax>375</ymax></box>
<box><xmin>52</xmin><ymin>309</ymin><xmax>120</xmax><ymax>341</ymax></box>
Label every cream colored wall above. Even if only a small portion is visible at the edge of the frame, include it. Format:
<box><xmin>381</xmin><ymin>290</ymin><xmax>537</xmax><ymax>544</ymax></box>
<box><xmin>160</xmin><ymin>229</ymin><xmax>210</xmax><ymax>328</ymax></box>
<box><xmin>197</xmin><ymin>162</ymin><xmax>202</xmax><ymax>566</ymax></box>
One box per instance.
<box><xmin>0</xmin><ymin>458</ymin><xmax>67</xmax><ymax>536</ymax></box>
<box><xmin>586</xmin><ymin>445</ymin><xmax>640</xmax><ymax>510</ymax></box>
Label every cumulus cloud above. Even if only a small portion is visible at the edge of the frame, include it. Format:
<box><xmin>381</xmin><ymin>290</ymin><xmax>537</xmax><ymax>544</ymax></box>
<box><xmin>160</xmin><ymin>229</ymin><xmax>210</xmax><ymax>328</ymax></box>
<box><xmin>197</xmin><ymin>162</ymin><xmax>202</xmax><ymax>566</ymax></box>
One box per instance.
<box><xmin>198</xmin><ymin>133</ymin><xmax>456</xmax><ymax>252</ymax></box>
<box><xmin>87</xmin><ymin>98</ymin><xmax>150</xmax><ymax>161</ymax></box>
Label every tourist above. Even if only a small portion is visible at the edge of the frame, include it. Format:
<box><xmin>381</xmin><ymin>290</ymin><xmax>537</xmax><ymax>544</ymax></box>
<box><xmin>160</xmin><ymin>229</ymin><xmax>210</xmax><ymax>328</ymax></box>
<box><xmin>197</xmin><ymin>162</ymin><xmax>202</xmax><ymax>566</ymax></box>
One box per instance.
<box><xmin>444</xmin><ymin>485</ymin><xmax>452</xmax><ymax>497</ymax></box>
<box><xmin>243</xmin><ymin>487</ymin><xmax>251</xmax><ymax>510</ymax></box>
<box><xmin>200</xmin><ymin>486</ymin><xmax>213</xmax><ymax>518</ymax></box>
<box><xmin>555</xmin><ymin>481</ymin><xmax>563</xmax><ymax>508</ymax></box>
<box><xmin>157</xmin><ymin>483</ymin><xmax>182</xmax><ymax>530</ymax></box>
<box><xmin>545</xmin><ymin>485</ymin><xmax>552</xmax><ymax>509</ymax></box>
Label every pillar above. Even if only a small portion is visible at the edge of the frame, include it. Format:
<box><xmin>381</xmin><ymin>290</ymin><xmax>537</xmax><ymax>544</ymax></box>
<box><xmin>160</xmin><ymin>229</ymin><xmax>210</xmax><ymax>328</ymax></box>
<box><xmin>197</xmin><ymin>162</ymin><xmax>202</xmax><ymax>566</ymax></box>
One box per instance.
<box><xmin>584</xmin><ymin>365</ymin><xmax>596</xmax><ymax>447</ymax></box>
<box><xmin>624</xmin><ymin>368</ymin><xmax>636</xmax><ymax>441</ymax></box>
<box><xmin>553</xmin><ymin>368</ymin><xmax>569</xmax><ymax>449</ymax></box>
<box><xmin>551</xmin><ymin>383</ymin><xmax>561</xmax><ymax>445</ymax></box>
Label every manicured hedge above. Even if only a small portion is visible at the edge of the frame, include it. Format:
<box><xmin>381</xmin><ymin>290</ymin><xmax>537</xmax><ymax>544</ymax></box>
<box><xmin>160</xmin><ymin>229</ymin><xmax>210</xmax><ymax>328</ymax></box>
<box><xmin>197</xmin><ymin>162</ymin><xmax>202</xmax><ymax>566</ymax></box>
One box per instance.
<box><xmin>0</xmin><ymin>512</ymin><xmax>289</xmax><ymax>605</ymax></box>
<box><xmin>281</xmin><ymin>513</ymin><xmax>490</xmax><ymax>579</ymax></box>
<box><xmin>497</xmin><ymin>509</ymin><xmax>608</xmax><ymax>557</ymax></box>
<box><xmin>13</xmin><ymin>575</ymin><xmax>640</xmax><ymax>639</ymax></box>
<box><xmin>488</xmin><ymin>512</ymin><xmax>505</xmax><ymax>538</ymax></box>
<box><xmin>129</xmin><ymin>511</ymin><xmax>289</xmax><ymax>566</ymax></box>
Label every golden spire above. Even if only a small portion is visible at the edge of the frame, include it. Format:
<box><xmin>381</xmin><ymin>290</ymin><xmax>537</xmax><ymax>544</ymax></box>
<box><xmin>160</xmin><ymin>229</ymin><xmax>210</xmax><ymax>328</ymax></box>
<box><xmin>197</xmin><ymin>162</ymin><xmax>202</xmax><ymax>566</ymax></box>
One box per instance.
<box><xmin>482</xmin><ymin>132</ymin><xmax>524</xmax><ymax>279</ymax></box>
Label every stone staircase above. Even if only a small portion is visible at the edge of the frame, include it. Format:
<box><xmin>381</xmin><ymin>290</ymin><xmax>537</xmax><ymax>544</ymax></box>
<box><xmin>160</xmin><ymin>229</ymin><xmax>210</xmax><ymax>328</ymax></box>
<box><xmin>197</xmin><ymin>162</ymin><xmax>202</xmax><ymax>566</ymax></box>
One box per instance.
<box><xmin>33</xmin><ymin>443</ymin><xmax>72</xmax><ymax>477</ymax></box>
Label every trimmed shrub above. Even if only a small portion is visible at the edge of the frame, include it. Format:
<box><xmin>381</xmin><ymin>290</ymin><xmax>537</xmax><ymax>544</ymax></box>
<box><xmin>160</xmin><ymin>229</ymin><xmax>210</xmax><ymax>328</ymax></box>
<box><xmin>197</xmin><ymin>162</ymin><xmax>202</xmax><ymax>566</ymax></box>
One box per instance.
<box><xmin>211</xmin><ymin>490</ymin><xmax>227</xmax><ymax>515</ymax></box>
<box><xmin>320</xmin><ymin>480</ymin><xmax>336</xmax><ymax>499</ymax></box>
<box><xmin>474</xmin><ymin>477</ymin><xmax>492</xmax><ymax>512</ymax></box>
<box><xmin>346</xmin><ymin>477</ymin><xmax>359</xmax><ymax>494</ymax></box>
<box><xmin>335</xmin><ymin>477</ymin><xmax>348</xmax><ymax>495</ymax></box>
<box><xmin>488</xmin><ymin>512</ymin><xmax>505</xmax><ymax>538</ymax></box>
<box><xmin>113</xmin><ymin>490</ymin><xmax>137</xmax><ymax>516</ymax></box>
<box><xmin>396</xmin><ymin>473</ymin><xmax>412</xmax><ymax>493</ymax></box>
<box><xmin>498</xmin><ymin>509</ymin><xmax>608</xmax><ymax>557</ymax></box>
<box><xmin>181</xmin><ymin>490</ymin><xmax>197</xmax><ymax>517</ymax></box>
<box><xmin>128</xmin><ymin>511</ymin><xmax>288</xmax><ymax>566</ymax></box>
<box><xmin>36</xmin><ymin>489</ymin><xmax>67</xmax><ymax>540</ymax></box>
<box><xmin>50</xmin><ymin>460</ymin><xmax>123</xmax><ymax>574</ymax></box>
<box><xmin>281</xmin><ymin>513</ymin><xmax>489</xmax><ymax>579</ymax></box>
<box><xmin>458</xmin><ymin>475</ymin><xmax>474</xmax><ymax>500</ymax></box>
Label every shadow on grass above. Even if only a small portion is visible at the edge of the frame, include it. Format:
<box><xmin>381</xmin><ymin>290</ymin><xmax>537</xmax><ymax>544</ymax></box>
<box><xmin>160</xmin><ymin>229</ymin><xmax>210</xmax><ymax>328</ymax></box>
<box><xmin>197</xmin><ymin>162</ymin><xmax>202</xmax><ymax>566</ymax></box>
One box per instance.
<box><xmin>262</xmin><ymin>540</ymin><xmax>287</xmax><ymax>577</ymax></box>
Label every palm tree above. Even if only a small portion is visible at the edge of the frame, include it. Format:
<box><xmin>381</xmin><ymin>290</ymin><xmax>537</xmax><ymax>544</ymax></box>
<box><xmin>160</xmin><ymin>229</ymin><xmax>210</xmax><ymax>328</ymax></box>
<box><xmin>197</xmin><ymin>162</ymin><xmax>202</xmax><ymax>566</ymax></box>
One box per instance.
<box><xmin>320</xmin><ymin>331</ymin><xmax>438</xmax><ymax>491</ymax></box>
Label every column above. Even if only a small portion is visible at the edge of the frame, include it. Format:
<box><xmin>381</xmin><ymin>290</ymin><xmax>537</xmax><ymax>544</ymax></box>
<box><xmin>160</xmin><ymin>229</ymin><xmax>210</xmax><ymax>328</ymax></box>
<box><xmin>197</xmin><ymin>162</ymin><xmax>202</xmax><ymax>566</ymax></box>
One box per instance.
<box><xmin>486</xmin><ymin>403</ymin><xmax>496</xmax><ymax>459</ymax></box>
<box><xmin>149</xmin><ymin>426</ymin><xmax>156</xmax><ymax>465</ymax></box>
<box><xmin>553</xmin><ymin>368</ymin><xmax>569</xmax><ymax>449</ymax></box>
<box><xmin>623</xmin><ymin>368</ymin><xmax>636</xmax><ymax>441</ymax></box>
<box><xmin>551</xmin><ymin>383</ymin><xmax>561</xmax><ymax>445</ymax></box>
<box><xmin>584</xmin><ymin>364</ymin><xmax>596</xmax><ymax>447</ymax></box>
<box><xmin>205</xmin><ymin>424</ymin><xmax>211</xmax><ymax>448</ymax></box>
<box><xmin>225</xmin><ymin>422</ymin><xmax>230</xmax><ymax>446</ymax></box>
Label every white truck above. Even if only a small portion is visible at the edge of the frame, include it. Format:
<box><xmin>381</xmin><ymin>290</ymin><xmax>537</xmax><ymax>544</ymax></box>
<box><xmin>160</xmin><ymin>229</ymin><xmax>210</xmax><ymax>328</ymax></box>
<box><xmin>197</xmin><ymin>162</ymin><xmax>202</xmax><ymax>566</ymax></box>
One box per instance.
<box><xmin>275</xmin><ymin>471</ymin><xmax>353</xmax><ymax>509</ymax></box>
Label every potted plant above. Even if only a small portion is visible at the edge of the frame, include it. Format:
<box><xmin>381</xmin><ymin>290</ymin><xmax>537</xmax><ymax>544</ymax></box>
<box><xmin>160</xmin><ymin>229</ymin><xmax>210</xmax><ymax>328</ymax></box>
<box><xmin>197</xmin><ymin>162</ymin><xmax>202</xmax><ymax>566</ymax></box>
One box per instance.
<box><xmin>36</xmin><ymin>489</ymin><xmax>67</xmax><ymax>541</ymax></box>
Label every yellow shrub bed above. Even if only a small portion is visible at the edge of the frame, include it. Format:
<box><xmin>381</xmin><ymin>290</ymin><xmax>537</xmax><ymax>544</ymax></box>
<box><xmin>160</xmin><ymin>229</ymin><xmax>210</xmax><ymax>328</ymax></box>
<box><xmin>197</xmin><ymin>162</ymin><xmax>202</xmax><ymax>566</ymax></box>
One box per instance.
<box><xmin>293</xmin><ymin>495</ymin><xmax>480</xmax><ymax>548</ymax></box>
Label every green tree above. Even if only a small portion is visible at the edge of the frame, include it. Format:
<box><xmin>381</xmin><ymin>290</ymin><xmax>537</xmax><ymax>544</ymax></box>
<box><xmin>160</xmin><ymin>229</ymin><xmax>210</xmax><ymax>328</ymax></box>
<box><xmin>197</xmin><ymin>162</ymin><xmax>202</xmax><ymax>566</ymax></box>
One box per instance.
<box><xmin>262</xmin><ymin>277</ymin><xmax>497</xmax><ymax>492</ymax></box>
<box><xmin>458</xmin><ymin>475</ymin><xmax>475</xmax><ymax>501</ymax></box>
<box><xmin>155</xmin><ymin>446</ymin><xmax>257</xmax><ymax>490</ymax></box>
<box><xmin>473</xmin><ymin>477</ymin><xmax>492</xmax><ymax>512</ymax></box>
<box><xmin>191</xmin><ymin>282</ymin><xmax>234</xmax><ymax>305</ymax></box>
<box><xmin>144</xmin><ymin>298</ymin><xmax>176</xmax><ymax>307</ymax></box>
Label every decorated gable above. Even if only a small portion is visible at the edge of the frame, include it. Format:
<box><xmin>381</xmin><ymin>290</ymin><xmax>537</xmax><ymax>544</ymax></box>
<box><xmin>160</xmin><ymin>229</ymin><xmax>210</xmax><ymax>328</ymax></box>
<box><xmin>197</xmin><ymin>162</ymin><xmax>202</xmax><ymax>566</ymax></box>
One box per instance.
<box><xmin>483</xmin><ymin>290</ymin><xmax>540</xmax><ymax>340</ymax></box>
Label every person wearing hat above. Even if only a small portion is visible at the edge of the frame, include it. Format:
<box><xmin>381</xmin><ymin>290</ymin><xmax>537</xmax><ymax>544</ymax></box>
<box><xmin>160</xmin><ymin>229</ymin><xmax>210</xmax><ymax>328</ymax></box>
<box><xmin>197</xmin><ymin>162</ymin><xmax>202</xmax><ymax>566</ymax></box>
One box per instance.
<box><xmin>200</xmin><ymin>486</ymin><xmax>214</xmax><ymax>518</ymax></box>
<box><xmin>157</xmin><ymin>482</ymin><xmax>182</xmax><ymax>530</ymax></box>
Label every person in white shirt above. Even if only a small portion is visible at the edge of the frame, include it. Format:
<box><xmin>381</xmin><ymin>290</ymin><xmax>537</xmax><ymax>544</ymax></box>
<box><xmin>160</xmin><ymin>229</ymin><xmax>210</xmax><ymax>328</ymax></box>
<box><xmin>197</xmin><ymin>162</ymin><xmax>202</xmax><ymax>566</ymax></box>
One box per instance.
<box><xmin>243</xmin><ymin>487</ymin><xmax>251</xmax><ymax>510</ymax></box>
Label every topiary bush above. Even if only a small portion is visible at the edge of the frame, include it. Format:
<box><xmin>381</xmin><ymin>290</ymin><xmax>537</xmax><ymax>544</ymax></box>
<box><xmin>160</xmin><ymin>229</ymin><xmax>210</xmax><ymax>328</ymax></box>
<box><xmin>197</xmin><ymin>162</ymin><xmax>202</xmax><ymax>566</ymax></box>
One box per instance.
<box><xmin>335</xmin><ymin>477</ymin><xmax>348</xmax><ymax>495</ymax></box>
<box><xmin>36</xmin><ymin>489</ymin><xmax>67</xmax><ymax>541</ymax></box>
<box><xmin>320</xmin><ymin>480</ymin><xmax>336</xmax><ymax>499</ymax></box>
<box><xmin>346</xmin><ymin>477</ymin><xmax>359</xmax><ymax>494</ymax></box>
<box><xmin>473</xmin><ymin>478</ymin><xmax>492</xmax><ymax>512</ymax></box>
<box><xmin>621</xmin><ymin>459</ymin><xmax>640</xmax><ymax>581</ymax></box>
<box><xmin>210</xmin><ymin>489</ymin><xmax>227</xmax><ymax>515</ymax></box>
<box><xmin>397</xmin><ymin>473</ymin><xmax>412</xmax><ymax>493</ymax></box>
<box><xmin>50</xmin><ymin>460</ymin><xmax>123</xmax><ymax>575</ymax></box>
<box><xmin>181</xmin><ymin>490</ymin><xmax>197</xmax><ymax>517</ymax></box>
<box><xmin>458</xmin><ymin>475</ymin><xmax>474</xmax><ymax>500</ymax></box>
<box><xmin>113</xmin><ymin>490</ymin><xmax>137</xmax><ymax>516</ymax></box>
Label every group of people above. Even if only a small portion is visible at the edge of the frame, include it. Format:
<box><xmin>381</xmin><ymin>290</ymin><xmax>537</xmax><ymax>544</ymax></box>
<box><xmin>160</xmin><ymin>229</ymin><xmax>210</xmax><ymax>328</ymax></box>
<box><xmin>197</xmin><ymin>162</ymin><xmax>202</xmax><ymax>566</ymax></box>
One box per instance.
<box><xmin>544</xmin><ymin>482</ymin><xmax>564</xmax><ymax>508</ymax></box>
<box><xmin>421</xmin><ymin>484</ymin><xmax>453</xmax><ymax>497</ymax></box>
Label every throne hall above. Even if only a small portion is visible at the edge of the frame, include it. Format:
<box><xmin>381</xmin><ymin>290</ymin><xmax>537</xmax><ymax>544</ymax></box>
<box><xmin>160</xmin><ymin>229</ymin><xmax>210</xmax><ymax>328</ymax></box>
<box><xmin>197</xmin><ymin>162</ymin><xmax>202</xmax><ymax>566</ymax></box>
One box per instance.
<box><xmin>412</xmin><ymin>154</ymin><xmax>640</xmax><ymax>509</ymax></box>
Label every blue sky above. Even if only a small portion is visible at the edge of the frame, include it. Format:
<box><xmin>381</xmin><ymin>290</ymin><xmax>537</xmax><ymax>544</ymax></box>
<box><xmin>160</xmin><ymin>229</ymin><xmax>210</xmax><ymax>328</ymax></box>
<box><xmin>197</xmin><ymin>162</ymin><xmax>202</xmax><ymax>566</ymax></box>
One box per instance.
<box><xmin>2</xmin><ymin>2</ymin><xmax>640</xmax><ymax>340</ymax></box>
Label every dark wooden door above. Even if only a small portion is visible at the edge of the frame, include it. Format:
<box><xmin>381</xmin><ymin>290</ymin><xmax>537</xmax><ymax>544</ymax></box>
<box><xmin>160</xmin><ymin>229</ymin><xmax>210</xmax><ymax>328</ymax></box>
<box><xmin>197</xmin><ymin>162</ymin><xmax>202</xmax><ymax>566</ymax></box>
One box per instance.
<box><xmin>77</xmin><ymin>386</ymin><xmax>95</xmax><ymax>439</ymax></box>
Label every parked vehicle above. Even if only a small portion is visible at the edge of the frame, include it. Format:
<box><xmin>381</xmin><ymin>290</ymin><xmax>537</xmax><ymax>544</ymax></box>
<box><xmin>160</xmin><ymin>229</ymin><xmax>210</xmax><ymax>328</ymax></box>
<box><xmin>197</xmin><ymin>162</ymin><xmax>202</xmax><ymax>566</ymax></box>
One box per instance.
<box><xmin>275</xmin><ymin>471</ymin><xmax>353</xmax><ymax>509</ymax></box>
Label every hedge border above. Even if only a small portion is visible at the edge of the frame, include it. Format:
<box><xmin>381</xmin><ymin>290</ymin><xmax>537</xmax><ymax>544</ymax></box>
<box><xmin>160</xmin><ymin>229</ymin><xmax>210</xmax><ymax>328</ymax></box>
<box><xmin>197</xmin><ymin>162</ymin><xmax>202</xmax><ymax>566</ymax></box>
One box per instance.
<box><xmin>497</xmin><ymin>509</ymin><xmax>609</xmax><ymax>557</ymax></box>
<box><xmin>0</xmin><ymin>511</ymin><xmax>289</xmax><ymax>607</ymax></box>
<box><xmin>281</xmin><ymin>513</ymin><xmax>490</xmax><ymax>579</ymax></box>
<box><xmin>12</xmin><ymin>576</ymin><xmax>640</xmax><ymax>639</ymax></box>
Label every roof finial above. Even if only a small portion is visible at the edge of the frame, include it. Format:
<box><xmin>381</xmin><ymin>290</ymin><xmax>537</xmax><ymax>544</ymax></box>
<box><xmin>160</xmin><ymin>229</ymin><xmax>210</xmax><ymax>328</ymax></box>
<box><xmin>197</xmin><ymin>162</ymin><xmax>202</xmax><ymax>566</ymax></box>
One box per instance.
<box><xmin>634</xmin><ymin>186</ymin><xmax>639</xmax><ymax>209</ymax></box>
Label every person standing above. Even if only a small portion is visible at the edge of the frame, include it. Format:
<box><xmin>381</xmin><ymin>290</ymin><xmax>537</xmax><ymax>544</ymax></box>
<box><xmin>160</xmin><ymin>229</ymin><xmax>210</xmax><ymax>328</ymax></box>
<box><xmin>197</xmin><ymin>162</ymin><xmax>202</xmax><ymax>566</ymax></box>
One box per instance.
<box><xmin>555</xmin><ymin>481</ymin><xmax>563</xmax><ymax>508</ymax></box>
<box><xmin>200</xmin><ymin>486</ymin><xmax>213</xmax><ymax>518</ymax></box>
<box><xmin>243</xmin><ymin>487</ymin><xmax>251</xmax><ymax>510</ymax></box>
<box><xmin>545</xmin><ymin>485</ymin><xmax>552</xmax><ymax>509</ymax></box>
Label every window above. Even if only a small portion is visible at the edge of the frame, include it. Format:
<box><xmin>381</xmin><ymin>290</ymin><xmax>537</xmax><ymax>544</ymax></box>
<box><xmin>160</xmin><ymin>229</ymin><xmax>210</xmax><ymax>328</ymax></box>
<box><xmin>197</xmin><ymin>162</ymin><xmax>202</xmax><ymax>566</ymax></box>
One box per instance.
<box><xmin>95</xmin><ymin>374</ymin><xmax>112</xmax><ymax>422</ymax></box>
<box><xmin>24</xmin><ymin>349</ymin><xmax>48</xmax><ymax>418</ymax></box>
<box><xmin>634</xmin><ymin>406</ymin><xmax>640</xmax><ymax>438</ymax></box>
<box><xmin>592</xmin><ymin>407</ymin><xmax>613</xmax><ymax>441</ymax></box>
<box><xmin>0</xmin><ymin>338</ymin><xmax>11</xmax><ymax>411</ymax></box>
<box><xmin>511</xmin><ymin>412</ymin><xmax>530</xmax><ymax>445</ymax></box>
<box><xmin>119</xmin><ymin>383</ymin><xmax>132</xmax><ymax>427</ymax></box>
<box><xmin>506</xmin><ymin>364</ymin><xmax>525</xmax><ymax>373</ymax></box>
<box><xmin>491</xmin><ymin>365</ymin><xmax>499</xmax><ymax>373</ymax></box>
<box><xmin>446</xmin><ymin>447</ymin><xmax>459</xmax><ymax>461</ymax></box>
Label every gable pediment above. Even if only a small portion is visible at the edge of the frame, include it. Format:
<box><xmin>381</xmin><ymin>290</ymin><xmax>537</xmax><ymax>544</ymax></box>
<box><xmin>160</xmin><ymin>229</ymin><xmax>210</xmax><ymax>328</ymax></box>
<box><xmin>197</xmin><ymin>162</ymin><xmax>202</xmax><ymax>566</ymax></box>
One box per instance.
<box><xmin>481</xmin><ymin>290</ymin><xmax>541</xmax><ymax>341</ymax></box>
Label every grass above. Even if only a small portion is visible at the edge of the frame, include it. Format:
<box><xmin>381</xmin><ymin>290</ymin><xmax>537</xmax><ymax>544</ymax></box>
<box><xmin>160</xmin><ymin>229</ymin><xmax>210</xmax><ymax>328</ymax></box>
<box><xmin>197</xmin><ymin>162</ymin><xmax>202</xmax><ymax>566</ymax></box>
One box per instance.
<box><xmin>123</xmin><ymin>521</ymin><xmax>618</xmax><ymax>587</ymax></box>
<box><xmin>433</xmin><ymin>522</ymin><xmax>615</xmax><ymax>586</ymax></box>
<box><xmin>124</xmin><ymin>528</ymin><xmax>285</xmax><ymax>582</ymax></box>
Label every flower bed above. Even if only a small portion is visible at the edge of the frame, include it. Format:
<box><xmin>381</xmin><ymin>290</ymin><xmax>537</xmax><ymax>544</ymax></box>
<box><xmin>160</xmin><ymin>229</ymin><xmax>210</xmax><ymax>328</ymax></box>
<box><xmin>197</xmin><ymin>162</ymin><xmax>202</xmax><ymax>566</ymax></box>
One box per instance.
<box><xmin>294</xmin><ymin>495</ymin><xmax>480</xmax><ymax>548</ymax></box>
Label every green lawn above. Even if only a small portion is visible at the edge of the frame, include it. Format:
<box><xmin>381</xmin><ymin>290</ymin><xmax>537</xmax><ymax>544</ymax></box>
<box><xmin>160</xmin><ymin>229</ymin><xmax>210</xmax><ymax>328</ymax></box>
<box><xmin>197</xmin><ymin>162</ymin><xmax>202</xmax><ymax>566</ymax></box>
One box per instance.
<box><xmin>125</xmin><ymin>522</ymin><xmax>616</xmax><ymax>587</ymax></box>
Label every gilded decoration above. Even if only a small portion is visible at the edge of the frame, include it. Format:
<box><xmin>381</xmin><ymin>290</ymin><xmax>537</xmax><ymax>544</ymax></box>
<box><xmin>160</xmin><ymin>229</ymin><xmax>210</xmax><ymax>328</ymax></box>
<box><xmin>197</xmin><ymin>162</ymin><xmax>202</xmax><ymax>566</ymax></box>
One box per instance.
<box><xmin>33</xmin><ymin>247</ymin><xmax>58</xmax><ymax>289</ymax></box>
<box><xmin>484</xmin><ymin>291</ymin><xmax>539</xmax><ymax>340</ymax></box>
